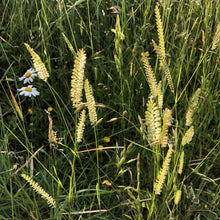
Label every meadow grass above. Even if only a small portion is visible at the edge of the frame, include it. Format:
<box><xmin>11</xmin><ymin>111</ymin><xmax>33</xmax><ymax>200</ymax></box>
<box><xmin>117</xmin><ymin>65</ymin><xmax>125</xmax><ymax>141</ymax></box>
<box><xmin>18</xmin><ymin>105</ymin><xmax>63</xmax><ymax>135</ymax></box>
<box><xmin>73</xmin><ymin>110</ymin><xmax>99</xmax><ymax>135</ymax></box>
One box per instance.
<box><xmin>0</xmin><ymin>0</ymin><xmax>219</xmax><ymax>219</ymax></box>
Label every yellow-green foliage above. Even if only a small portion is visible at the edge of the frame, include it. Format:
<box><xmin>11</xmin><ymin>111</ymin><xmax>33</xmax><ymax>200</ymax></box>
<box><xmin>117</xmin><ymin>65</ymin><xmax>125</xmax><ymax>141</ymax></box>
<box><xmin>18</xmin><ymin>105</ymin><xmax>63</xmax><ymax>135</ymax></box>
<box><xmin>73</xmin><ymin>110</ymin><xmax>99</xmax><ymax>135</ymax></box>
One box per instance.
<box><xmin>76</xmin><ymin>109</ymin><xmax>86</xmax><ymax>143</ymax></box>
<box><xmin>181</xmin><ymin>126</ymin><xmax>194</xmax><ymax>146</ymax></box>
<box><xmin>185</xmin><ymin>88</ymin><xmax>201</xmax><ymax>126</ymax></box>
<box><xmin>154</xmin><ymin>144</ymin><xmax>173</xmax><ymax>195</ymax></box>
<box><xmin>21</xmin><ymin>173</ymin><xmax>56</xmax><ymax>208</ymax></box>
<box><xmin>71</xmin><ymin>49</ymin><xmax>86</xmax><ymax>108</ymax></box>
<box><xmin>160</xmin><ymin>108</ymin><xmax>172</xmax><ymax>147</ymax></box>
<box><xmin>152</xmin><ymin>40</ymin><xmax>174</xmax><ymax>93</ymax></box>
<box><xmin>155</xmin><ymin>5</ymin><xmax>165</xmax><ymax>59</ymax></box>
<box><xmin>141</xmin><ymin>52</ymin><xmax>158</xmax><ymax>97</ymax></box>
<box><xmin>84</xmin><ymin>79</ymin><xmax>97</xmax><ymax>125</ymax></box>
<box><xmin>24</xmin><ymin>43</ymin><xmax>49</xmax><ymax>82</ymax></box>
<box><xmin>211</xmin><ymin>22</ymin><xmax>220</xmax><ymax>50</ymax></box>
<box><xmin>145</xmin><ymin>98</ymin><xmax>161</xmax><ymax>144</ymax></box>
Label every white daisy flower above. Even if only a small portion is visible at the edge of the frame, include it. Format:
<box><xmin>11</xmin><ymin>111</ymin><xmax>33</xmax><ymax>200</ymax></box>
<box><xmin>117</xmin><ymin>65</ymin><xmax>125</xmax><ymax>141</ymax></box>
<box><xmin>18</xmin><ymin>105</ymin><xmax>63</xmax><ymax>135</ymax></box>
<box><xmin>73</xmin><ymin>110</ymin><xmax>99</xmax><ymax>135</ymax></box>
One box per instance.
<box><xmin>19</xmin><ymin>68</ymin><xmax>38</xmax><ymax>84</ymax></box>
<box><xmin>17</xmin><ymin>85</ymin><xmax>40</xmax><ymax>98</ymax></box>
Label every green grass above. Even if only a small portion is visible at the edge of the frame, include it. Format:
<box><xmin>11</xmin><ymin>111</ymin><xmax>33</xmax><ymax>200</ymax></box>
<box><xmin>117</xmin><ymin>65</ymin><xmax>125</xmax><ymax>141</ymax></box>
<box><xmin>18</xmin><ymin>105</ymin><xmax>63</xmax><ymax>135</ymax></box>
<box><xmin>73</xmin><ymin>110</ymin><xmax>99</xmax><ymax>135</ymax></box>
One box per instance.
<box><xmin>0</xmin><ymin>0</ymin><xmax>219</xmax><ymax>219</ymax></box>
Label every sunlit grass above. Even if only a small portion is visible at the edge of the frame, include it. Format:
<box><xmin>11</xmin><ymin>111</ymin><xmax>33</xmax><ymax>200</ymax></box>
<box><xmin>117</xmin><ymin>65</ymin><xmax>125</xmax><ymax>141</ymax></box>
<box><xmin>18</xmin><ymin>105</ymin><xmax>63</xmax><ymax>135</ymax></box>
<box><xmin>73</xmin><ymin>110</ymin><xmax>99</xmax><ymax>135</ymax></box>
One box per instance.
<box><xmin>0</xmin><ymin>0</ymin><xmax>219</xmax><ymax>219</ymax></box>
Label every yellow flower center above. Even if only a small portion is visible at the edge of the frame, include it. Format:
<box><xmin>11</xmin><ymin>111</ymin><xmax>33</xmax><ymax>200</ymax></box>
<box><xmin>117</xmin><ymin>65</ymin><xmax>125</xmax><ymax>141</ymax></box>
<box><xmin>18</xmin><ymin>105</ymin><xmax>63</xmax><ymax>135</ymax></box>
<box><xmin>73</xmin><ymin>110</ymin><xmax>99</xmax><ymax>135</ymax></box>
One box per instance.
<box><xmin>25</xmin><ymin>72</ymin><xmax>31</xmax><ymax>78</ymax></box>
<box><xmin>25</xmin><ymin>87</ymin><xmax>32</xmax><ymax>92</ymax></box>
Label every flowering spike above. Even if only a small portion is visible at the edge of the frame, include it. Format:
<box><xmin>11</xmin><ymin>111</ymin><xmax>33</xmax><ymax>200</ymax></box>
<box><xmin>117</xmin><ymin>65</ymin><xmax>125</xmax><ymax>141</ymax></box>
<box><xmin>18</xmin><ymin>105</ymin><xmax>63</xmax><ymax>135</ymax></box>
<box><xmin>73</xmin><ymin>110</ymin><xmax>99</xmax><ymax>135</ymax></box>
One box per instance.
<box><xmin>154</xmin><ymin>144</ymin><xmax>173</xmax><ymax>195</ymax></box>
<box><xmin>141</xmin><ymin>52</ymin><xmax>158</xmax><ymax>97</ymax></box>
<box><xmin>211</xmin><ymin>22</ymin><xmax>220</xmax><ymax>50</ymax></box>
<box><xmin>76</xmin><ymin>109</ymin><xmax>86</xmax><ymax>143</ymax></box>
<box><xmin>155</xmin><ymin>5</ymin><xmax>165</xmax><ymax>59</ymax></box>
<box><xmin>71</xmin><ymin>49</ymin><xmax>86</xmax><ymax>108</ymax></box>
<box><xmin>178</xmin><ymin>151</ymin><xmax>184</xmax><ymax>174</ymax></box>
<box><xmin>84</xmin><ymin>79</ymin><xmax>97</xmax><ymax>125</ymax></box>
<box><xmin>145</xmin><ymin>98</ymin><xmax>161</xmax><ymax>144</ymax></box>
<box><xmin>160</xmin><ymin>108</ymin><xmax>172</xmax><ymax>147</ymax></box>
<box><xmin>185</xmin><ymin>88</ymin><xmax>201</xmax><ymax>126</ymax></box>
<box><xmin>174</xmin><ymin>190</ymin><xmax>182</xmax><ymax>205</ymax></box>
<box><xmin>24</xmin><ymin>43</ymin><xmax>49</xmax><ymax>82</ymax></box>
<box><xmin>181</xmin><ymin>126</ymin><xmax>194</xmax><ymax>146</ymax></box>
<box><xmin>62</xmin><ymin>32</ymin><xmax>76</xmax><ymax>56</ymax></box>
<box><xmin>21</xmin><ymin>173</ymin><xmax>56</xmax><ymax>208</ymax></box>
<box><xmin>152</xmin><ymin>40</ymin><xmax>174</xmax><ymax>93</ymax></box>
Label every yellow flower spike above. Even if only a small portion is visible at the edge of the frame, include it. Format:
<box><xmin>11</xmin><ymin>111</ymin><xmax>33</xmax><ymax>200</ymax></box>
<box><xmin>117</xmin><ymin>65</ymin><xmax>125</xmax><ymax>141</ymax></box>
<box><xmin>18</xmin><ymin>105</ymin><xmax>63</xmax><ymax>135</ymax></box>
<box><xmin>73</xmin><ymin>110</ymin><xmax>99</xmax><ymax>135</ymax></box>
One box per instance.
<box><xmin>155</xmin><ymin>5</ymin><xmax>165</xmax><ymax>59</ymax></box>
<box><xmin>76</xmin><ymin>109</ymin><xmax>86</xmax><ymax>143</ymax></box>
<box><xmin>141</xmin><ymin>52</ymin><xmax>158</xmax><ymax>97</ymax></box>
<box><xmin>24</xmin><ymin>43</ymin><xmax>49</xmax><ymax>82</ymax></box>
<box><xmin>71</xmin><ymin>49</ymin><xmax>87</xmax><ymax>108</ymax></box>
<box><xmin>104</xmin><ymin>137</ymin><xmax>110</xmax><ymax>143</ymax></box>
<box><xmin>84</xmin><ymin>79</ymin><xmax>97</xmax><ymax>125</ymax></box>
<box><xmin>21</xmin><ymin>173</ymin><xmax>56</xmax><ymax>208</ymax></box>
<box><xmin>98</xmin><ymin>145</ymin><xmax>104</xmax><ymax>151</ymax></box>
<box><xmin>154</xmin><ymin>144</ymin><xmax>173</xmax><ymax>195</ymax></box>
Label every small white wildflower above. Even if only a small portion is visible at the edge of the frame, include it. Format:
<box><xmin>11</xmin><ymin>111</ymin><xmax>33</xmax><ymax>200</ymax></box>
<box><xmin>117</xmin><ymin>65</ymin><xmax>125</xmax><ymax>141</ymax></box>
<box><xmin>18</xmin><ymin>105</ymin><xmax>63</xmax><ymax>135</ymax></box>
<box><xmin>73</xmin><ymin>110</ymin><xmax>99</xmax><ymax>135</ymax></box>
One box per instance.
<box><xmin>17</xmin><ymin>85</ymin><xmax>40</xmax><ymax>98</ymax></box>
<box><xmin>19</xmin><ymin>68</ymin><xmax>38</xmax><ymax>84</ymax></box>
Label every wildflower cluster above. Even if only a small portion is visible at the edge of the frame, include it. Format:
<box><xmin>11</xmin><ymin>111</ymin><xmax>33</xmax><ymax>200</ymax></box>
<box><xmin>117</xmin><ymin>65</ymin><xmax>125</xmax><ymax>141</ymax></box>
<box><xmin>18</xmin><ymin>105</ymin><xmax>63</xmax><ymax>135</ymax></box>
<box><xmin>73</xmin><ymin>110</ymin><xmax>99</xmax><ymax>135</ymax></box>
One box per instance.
<box><xmin>17</xmin><ymin>68</ymin><xmax>40</xmax><ymax>98</ymax></box>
